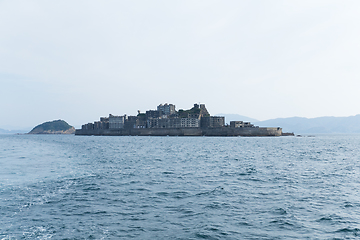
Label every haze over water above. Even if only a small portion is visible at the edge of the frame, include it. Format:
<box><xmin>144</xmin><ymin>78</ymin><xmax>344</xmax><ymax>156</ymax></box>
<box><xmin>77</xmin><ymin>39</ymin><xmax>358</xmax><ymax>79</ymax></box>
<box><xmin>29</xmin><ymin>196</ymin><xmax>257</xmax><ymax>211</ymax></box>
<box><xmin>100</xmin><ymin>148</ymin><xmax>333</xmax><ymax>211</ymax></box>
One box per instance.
<box><xmin>1</xmin><ymin>134</ymin><xmax>360</xmax><ymax>239</ymax></box>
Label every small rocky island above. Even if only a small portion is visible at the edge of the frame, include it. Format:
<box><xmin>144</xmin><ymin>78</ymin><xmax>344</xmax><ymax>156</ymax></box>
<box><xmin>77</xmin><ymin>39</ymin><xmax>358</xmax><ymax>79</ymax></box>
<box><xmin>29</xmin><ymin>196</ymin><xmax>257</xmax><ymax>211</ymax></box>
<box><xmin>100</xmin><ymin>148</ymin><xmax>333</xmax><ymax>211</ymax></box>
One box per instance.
<box><xmin>76</xmin><ymin>103</ymin><xmax>283</xmax><ymax>136</ymax></box>
<box><xmin>29</xmin><ymin>120</ymin><xmax>75</xmax><ymax>134</ymax></box>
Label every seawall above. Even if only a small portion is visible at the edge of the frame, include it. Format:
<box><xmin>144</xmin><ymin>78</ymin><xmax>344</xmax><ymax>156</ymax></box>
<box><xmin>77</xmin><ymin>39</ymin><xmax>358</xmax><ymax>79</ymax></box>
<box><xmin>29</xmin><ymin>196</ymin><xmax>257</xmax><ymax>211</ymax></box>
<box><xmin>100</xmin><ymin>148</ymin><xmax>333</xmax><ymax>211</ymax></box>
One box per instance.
<box><xmin>75</xmin><ymin>127</ymin><xmax>282</xmax><ymax>137</ymax></box>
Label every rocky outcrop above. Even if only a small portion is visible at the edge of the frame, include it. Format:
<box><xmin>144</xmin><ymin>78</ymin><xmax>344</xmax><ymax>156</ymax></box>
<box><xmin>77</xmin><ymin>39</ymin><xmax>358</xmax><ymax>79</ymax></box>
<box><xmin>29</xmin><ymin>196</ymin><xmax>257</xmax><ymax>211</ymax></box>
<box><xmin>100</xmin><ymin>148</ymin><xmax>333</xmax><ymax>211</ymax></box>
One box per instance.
<box><xmin>29</xmin><ymin>120</ymin><xmax>75</xmax><ymax>134</ymax></box>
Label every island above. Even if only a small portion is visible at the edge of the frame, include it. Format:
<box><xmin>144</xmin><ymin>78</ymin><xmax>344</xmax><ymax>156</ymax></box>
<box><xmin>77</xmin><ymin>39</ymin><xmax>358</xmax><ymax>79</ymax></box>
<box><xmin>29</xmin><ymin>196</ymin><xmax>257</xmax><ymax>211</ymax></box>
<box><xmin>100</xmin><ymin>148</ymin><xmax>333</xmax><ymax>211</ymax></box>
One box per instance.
<box><xmin>76</xmin><ymin>103</ymin><xmax>283</xmax><ymax>136</ymax></box>
<box><xmin>29</xmin><ymin>120</ymin><xmax>75</xmax><ymax>134</ymax></box>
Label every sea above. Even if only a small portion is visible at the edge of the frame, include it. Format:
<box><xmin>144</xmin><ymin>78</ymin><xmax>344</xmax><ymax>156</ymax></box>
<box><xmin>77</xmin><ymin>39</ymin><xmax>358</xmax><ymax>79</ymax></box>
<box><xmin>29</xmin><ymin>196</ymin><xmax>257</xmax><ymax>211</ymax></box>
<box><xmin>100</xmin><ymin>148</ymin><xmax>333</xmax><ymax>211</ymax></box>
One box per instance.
<box><xmin>1</xmin><ymin>134</ymin><xmax>360</xmax><ymax>240</ymax></box>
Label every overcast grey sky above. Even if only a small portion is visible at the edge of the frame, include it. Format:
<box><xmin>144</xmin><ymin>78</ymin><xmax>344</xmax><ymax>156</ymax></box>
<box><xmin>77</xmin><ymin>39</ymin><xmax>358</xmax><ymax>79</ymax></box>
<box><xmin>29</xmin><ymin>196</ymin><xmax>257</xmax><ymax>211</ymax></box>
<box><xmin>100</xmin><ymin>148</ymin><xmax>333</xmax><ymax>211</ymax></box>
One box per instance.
<box><xmin>1</xmin><ymin>1</ymin><xmax>360</xmax><ymax>129</ymax></box>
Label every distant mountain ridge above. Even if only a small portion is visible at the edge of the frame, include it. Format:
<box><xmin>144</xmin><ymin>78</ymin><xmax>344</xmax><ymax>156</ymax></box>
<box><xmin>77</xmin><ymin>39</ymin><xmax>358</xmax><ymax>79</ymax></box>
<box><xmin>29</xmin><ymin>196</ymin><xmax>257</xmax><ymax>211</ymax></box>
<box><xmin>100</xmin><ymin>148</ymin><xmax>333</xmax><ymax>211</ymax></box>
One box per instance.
<box><xmin>216</xmin><ymin>114</ymin><xmax>259</xmax><ymax>125</ymax></box>
<box><xmin>255</xmin><ymin>115</ymin><xmax>360</xmax><ymax>134</ymax></box>
<box><xmin>29</xmin><ymin>120</ymin><xmax>75</xmax><ymax>134</ymax></box>
<box><xmin>0</xmin><ymin>128</ymin><xmax>28</xmax><ymax>134</ymax></box>
<box><xmin>217</xmin><ymin>113</ymin><xmax>360</xmax><ymax>134</ymax></box>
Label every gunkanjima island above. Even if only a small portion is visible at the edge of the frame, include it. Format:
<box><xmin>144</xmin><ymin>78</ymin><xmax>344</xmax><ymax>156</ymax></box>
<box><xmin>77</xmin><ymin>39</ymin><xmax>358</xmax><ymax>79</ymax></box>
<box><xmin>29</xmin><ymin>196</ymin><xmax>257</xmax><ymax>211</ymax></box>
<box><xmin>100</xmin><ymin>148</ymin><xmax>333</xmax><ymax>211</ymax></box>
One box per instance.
<box><xmin>76</xmin><ymin>103</ymin><xmax>287</xmax><ymax>137</ymax></box>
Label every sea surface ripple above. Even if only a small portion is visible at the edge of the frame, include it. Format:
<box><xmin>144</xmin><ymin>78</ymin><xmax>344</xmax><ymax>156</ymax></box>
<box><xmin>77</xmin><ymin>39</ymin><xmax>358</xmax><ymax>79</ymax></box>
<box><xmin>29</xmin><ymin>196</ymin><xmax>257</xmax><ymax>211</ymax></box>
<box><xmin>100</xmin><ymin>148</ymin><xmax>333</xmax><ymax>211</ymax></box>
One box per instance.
<box><xmin>1</xmin><ymin>134</ymin><xmax>360</xmax><ymax>239</ymax></box>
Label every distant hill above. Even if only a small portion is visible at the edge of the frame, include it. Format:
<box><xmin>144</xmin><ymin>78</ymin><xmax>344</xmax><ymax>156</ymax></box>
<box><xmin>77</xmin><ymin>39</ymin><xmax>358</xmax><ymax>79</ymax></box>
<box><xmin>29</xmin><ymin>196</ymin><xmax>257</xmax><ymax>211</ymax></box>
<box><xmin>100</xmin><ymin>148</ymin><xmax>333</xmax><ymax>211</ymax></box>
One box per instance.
<box><xmin>28</xmin><ymin>120</ymin><xmax>75</xmax><ymax>134</ymax></box>
<box><xmin>216</xmin><ymin>113</ymin><xmax>259</xmax><ymax>125</ymax></box>
<box><xmin>0</xmin><ymin>128</ymin><xmax>13</xmax><ymax>134</ymax></box>
<box><xmin>0</xmin><ymin>128</ymin><xmax>28</xmax><ymax>134</ymax></box>
<box><xmin>256</xmin><ymin>115</ymin><xmax>360</xmax><ymax>134</ymax></box>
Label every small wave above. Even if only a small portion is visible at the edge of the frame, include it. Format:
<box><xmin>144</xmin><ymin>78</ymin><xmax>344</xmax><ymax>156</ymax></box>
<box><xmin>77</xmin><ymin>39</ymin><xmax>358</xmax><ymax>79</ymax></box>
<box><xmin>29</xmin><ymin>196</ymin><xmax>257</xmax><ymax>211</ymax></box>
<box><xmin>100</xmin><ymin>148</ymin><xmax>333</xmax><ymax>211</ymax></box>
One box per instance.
<box><xmin>269</xmin><ymin>219</ymin><xmax>295</xmax><ymax>229</ymax></box>
<box><xmin>318</xmin><ymin>216</ymin><xmax>332</xmax><ymax>221</ymax></box>
<box><xmin>20</xmin><ymin>226</ymin><xmax>53</xmax><ymax>240</ymax></box>
<box><xmin>272</xmin><ymin>208</ymin><xmax>287</xmax><ymax>215</ymax></box>
<box><xmin>316</xmin><ymin>214</ymin><xmax>343</xmax><ymax>223</ymax></box>
<box><xmin>144</xmin><ymin>180</ymin><xmax>161</xmax><ymax>185</ymax></box>
<box><xmin>179</xmin><ymin>208</ymin><xmax>195</xmax><ymax>215</ymax></box>
<box><xmin>237</xmin><ymin>172</ymin><xmax>250</xmax><ymax>176</ymax></box>
<box><xmin>134</xmin><ymin>187</ymin><xmax>150</xmax><ymax>192</ymax></box>
<box><xmin>204</xmin><ymin>226</ymin><xmax>221</xmax><ymax>233</ymax></box>
<box><xmin>82</xmin><ymin>186</ymin><xmax>101</xmax><ymax>191</ymax></box>
<box><xmin>237</xmin><ymin>221</ymin><xmax>251</xmax><ymax>226</ymax></box>
<box><xmin>156</xmin><ymin>191</ymin><xmax>169</xmax><ymax>196</ymax></box>
<box><xmin>195</xmin><ymin>186</ymin><xmax>227</xmax><ymax>197</ymax></box>
<box><xmin>242</xmin><ymin>177</ymin><xmax>263</xmax><ymax>182</ymax></box>
<box><xmin>83</xmin><ymin>210</ymin><xmax>108</xmax><ymax>215</ymax></box>
<box><xmin>236</xmin><ymin>167</ymin><xmax>257</xmax><ymax>176</ymax></box>
<box><xmin>335</xmin><ymin>227</ymin><xmax>360</xmax><ymax>236</ymax></box>
<box><xmin>171</xmin><ymin>191</ymin><xmax>191</xmax><ymax>199</ymax></box>
<box><xmin>195</xmin><ymin>232</ymin><xmax>218</xmax><ymax>240</ymax></box>
<box><xmin>204</xmin><ymin>201</ymin><xmax>231</xmax><ymax>210</ymax></box>
<box><xmin>343</xmin><ymin>201</ymin><xmax>357</xmax><ymax>208</ymax></box>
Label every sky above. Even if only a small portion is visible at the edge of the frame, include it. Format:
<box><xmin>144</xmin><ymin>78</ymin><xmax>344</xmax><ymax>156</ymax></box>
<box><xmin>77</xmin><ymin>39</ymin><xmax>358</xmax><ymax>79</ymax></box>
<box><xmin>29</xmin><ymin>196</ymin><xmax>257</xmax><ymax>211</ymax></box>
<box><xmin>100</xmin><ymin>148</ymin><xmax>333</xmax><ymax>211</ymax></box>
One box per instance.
<box><xmin>1</xmin><ymin>0</ymin><xmax>360</xmax><ymax>129</ymax></box>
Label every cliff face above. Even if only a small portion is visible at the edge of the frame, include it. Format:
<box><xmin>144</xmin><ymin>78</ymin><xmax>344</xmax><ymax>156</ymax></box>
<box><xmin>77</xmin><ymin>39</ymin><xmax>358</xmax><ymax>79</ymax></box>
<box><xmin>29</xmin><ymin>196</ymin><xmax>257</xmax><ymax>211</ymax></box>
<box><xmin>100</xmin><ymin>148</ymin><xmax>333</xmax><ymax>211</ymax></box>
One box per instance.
<box><xmin>29</xmin><ymin>120</ymin><xmax>75</xmax><ymax>134</ymax></box>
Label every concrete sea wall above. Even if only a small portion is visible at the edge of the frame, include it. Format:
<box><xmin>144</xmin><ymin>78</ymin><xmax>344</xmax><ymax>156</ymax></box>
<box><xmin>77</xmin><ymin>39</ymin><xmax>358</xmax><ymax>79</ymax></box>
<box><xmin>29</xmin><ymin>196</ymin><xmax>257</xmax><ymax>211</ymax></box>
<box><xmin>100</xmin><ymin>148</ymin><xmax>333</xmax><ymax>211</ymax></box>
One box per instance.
<box><xmin>75</xmin><ymin>127</ymin><xmax>282</xmax><ymax>137</ymax></box>
<box><xmin>202</xmin><ymin>127</ymin><xmax>282</xmax><ymax>136</ymax></box>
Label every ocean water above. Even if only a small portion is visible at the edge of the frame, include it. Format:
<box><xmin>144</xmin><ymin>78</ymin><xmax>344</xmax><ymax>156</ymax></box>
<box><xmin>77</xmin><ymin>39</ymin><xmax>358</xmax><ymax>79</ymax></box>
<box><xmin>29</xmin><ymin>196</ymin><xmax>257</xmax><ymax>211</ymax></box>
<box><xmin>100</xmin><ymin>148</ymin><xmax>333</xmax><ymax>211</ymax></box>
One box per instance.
<box><xmin>0</xmin><ymin>134</ymin><xmax>360</xmax><ymax>239</ymax></box>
